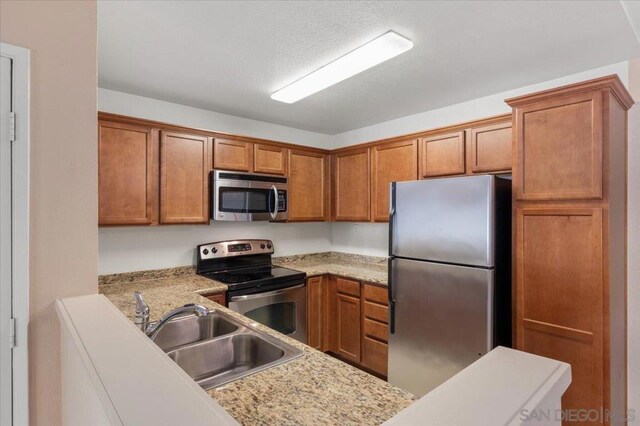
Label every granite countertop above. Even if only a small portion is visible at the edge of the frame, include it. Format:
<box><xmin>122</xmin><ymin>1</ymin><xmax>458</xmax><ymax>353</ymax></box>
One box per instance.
<box><xmin>275</xmin><ymin>252</ymin><xmax>388</xmax><ymax>286</ymax></box>
<box><xmin>98</xmin><ymin>254</ymin><xmax>414</xmax><ymax>425</ymax></box>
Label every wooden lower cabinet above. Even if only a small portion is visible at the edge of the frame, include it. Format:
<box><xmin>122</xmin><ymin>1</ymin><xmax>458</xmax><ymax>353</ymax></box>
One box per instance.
<box><xmin>203</xmin><ymin>292</ymin><xmax>226</xmax><ymax>306</ymax></box>
<box><xmin>362</xmin><ymin>337</ymin><xmax>388</xmax><ymax>376</ymax></box>
<box><xmin>335</xmin><ymin>292</ymin><xmax>361</xmax><ymax>363</ymax></box>
<box><xmin>324</xmin><ymin>277</ymin><xmax>389</xmax><ymax>376</ymax></box>
<box><xmin>306</xmin><ymin>276</ymin><xmax>325</xmax><ymax>350</ymax></box>
<box><xmin>361</xmin><ymin>284</ymin><xmax>389</xmax><ymax>376</ymax></box>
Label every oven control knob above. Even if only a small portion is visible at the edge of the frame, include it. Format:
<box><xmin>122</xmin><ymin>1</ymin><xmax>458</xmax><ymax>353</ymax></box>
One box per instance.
<box><xmin>212</xmin><ymin>247</ymin><xmax>218</xmax><ymax>254</ymax></box>
<box><xmin>202</xmin><ymin>249</ymin><xmax>209</xmax><ymax>255</ymax></box>
<box><xmin>266</xmin><ymin>243</ymin><xmax>272</xmax><ymax>249</ymax></box>
<box><xmin>260</xmin><ymin>243</ymin><xmax>265</xmax><ymax>249</ymax></box>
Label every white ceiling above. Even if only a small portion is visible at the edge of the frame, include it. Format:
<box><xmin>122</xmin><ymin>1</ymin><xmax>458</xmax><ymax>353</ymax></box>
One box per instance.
<box><xmin>98</xmin><ymin>1</ymin><xmax>640</xmax><ymax>135</ymax></box>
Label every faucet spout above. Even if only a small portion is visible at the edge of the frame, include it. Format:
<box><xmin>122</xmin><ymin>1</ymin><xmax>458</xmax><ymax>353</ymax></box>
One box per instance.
<box><xmin>133</xmin><ymin>291</ymin><xmax>150</xmax><ymax>332</ymax></box>
<box><xmin>144</xmin><ymin>303</ymin><xmax>210</xmax><ymax>340</ymax></box>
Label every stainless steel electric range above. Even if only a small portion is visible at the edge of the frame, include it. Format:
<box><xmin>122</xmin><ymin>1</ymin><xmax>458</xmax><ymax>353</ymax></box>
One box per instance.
<box><xmin>196</xmin><ymin>239</ymin><xmax>307</xmax><ymax>343</ymax></box>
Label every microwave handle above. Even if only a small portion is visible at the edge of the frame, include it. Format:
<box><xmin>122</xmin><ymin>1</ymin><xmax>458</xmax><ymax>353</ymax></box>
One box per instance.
<box><xmin>270</xmin><ymin>185</ymin><xmax>278</xmax><ymax>220</ymax></box>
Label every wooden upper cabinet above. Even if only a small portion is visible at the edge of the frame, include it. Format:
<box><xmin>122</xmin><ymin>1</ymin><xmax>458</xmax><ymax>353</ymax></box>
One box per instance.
<box><xmin>516</xmin><ymin>207</ymin><xmax>604</xmax><ymax>414</ymax></box>
<box><xmin>468</xmin><ymin>120</ymin><xmax>512</xmax><ymax>173</ymax></box>
<box><xmin>333</xmin><ymin>148</ymin><xmax>370</xmax><ymax>221</ymax></box>
<box><xmin>160</xmin><ymin>131</ymin><xmax>210</xmax><ymax>224</ymax></box>
<box><xmin>512</xmin><ymin>91</ymin><xmax>603</xmax><ymax>201</ymax></box>
<box><xmin>254</xmin><ymin>143</ymin><xmax>287</xmax><ymax>175</ymax></box>
<box><xmin>288</xmin><ymin>149</ymin><xmax>329</xmax><ymax>222</ymax></box>
<box><xmin>371</xmin><ymin>139</ymin><xmax>418</xmax><ymax>222</ymax></box>
<box><xmin>213</xmin><ymin>138</ymin><xmax>253</xmax><ymax>172</ymax></box>
<box><xmin>419</xmin><ymin>130</ymin><xmax>465</xmax><ymax>178</ymax></box>
<box><xmin>98</xmin><ymin>121</ymin><xmax>158</xmax><ymax>226</ymax></box>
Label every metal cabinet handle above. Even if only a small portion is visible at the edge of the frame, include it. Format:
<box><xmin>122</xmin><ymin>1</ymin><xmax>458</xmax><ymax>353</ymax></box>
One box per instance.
<box><xmin>231</xmin><ymin>283</ymin><xmax>305</xmax><ymax>302</ymax></box>
<box><xmin>388</xmin><ymin>258</ymin><xmax>396</xmax><ymax>334</ymax></box>
<box><xmin>270</xmin><ymin>185</ymin><xmax>278</xmax><ymax>220</ymax></box>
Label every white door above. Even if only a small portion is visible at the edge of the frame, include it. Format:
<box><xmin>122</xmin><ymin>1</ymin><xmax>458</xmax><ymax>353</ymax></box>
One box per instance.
<box><xmin>0</xmin><ymin>54</ymin><xmax>13</xmax><ymax>426</ymax></box>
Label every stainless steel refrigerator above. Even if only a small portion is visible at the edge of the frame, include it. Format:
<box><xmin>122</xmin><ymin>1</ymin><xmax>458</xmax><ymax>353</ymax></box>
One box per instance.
<box><xmin>387</xmin><ymin>174</ymin><xmax>511</xmax><ymax>397</ymax></box>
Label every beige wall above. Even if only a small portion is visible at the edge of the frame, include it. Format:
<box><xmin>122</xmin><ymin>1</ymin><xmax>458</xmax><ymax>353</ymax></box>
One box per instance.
<box><xmin>628</xmin><ymin>59</ymin><xmax>640</xmax><ymax>419</ymax></box>
<box><xmin>0</xmin><ymin>1</ymin><xmax>98</xmax><ymax>425</ymax></box>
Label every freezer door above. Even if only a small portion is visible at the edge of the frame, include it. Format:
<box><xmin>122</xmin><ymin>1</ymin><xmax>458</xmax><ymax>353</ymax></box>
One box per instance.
<box><xmin>390</xmin><ymin>175</ymin><xmax>495</xmax><ymax>267</ymax></box>
<box><xmin>388</xmin><ymin>257</ymin><xmax>494</xmax><ymax>397</ymax></box>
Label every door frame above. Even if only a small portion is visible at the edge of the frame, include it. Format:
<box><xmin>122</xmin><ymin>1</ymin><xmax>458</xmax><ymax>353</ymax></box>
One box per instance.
<box><xmin>1</xmin><ymin>42</ymin><xmax>30</xmax><ymax>426</ymax></box>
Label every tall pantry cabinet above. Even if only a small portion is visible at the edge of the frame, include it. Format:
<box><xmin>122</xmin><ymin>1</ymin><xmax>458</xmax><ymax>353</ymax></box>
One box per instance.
<box><xmin>506</xmin><ymin>75</ymin><xmax>633</xmax><ymax>424</ymax></box>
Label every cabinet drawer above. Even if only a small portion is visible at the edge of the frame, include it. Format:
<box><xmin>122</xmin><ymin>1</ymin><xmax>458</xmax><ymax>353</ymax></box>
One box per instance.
<box><xmin>363</xmin><ymin>318</ymin><xmax>388</xmax><ymax>343</ymax></box>
<box><xmin>363</xmin><ymin>301</ymin><xmax>388</xmax><ymax>324</ymax></box>
<box><xmin>362</xmin><ymin>336</ymin><xmax>388</xmax><ymax>376</ymax></box>
<box><xmin>363</xmin><ymin>284</ymin><xmax>388</xmax><ymax>305</ymax></box>
<box><xmin>336</xmin><ymin>278</ymin><xmax>360</xmax><ymax>297</ymax></box>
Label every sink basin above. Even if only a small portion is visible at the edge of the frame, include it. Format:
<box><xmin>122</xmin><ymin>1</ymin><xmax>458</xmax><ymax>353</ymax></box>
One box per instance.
<box><xmin>167</xmin><ymin>333</ymin><xmax>292</xmax><ymax>389</ymax></box>
<box><xmin>151</xmin><ymin>309</ymin><xmax>303</xmax><ymax>389</ymax></box>
<box><xmin>151</xmin><ymin>311</ymin><xmax>239</xmax><ymax>352</ymax></box>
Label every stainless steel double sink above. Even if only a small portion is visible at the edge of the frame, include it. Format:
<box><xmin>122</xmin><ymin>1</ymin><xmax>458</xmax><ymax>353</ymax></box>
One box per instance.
<box><xmin>151</xmin><ymin>310</ymin><xmax>303</xmax><ymax>390</ymax></box>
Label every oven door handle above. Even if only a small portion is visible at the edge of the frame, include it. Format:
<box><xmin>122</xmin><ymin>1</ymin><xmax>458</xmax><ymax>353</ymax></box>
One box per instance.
<box><xmin>230</xmin><ymin>283</ymin><xmax>305</xmax><ymax>302</ymax></box>
<box><xmin>269</xmin><ymin>185</ymin><xmax>278</xmax><ymax>220</ymax></box>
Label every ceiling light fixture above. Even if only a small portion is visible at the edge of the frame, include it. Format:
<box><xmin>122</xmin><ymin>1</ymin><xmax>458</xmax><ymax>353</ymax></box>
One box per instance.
<box><xmin>271</xmin><ymin>30</ymin><xmax>413</xmax><ymax>104</ymax></box>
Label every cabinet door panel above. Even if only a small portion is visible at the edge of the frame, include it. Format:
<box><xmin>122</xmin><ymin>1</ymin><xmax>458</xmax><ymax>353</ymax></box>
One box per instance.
<box><xmin>336</xmin><ymin>293</ymin><xmax>361</xmax><ymax>363</ymax></box>
<box><xmin>213</xmin><ymin>138</ymin><xmax>253</xmax><ymax>171</ymax></box>
<box><xmin>469</xmin><ymin>121</ymin><xmax>512</xmax><ymax>173</ymax></box>
<box><xmin>254</xmin><ymin>144</ymin><xmax>287</xmax><ymax>175</ymax></box>
<box><xmin>307</xmin><ymin>276</ymin><xmax>324</xmax><ymax>350</ymax></box>
<box><xmin>371</xmin><ymin>139</ymin><xmax>418</xmax><ymax>222</ymax></box>
<box><xmin>288</xmin><ymin>150</ymin><xmax>328</xmax><ymax>221</ymax></box>
<box><xmin>523</xmin><ymin>327</ymin><xmax>601</xmax><ymax>417</ymax></box>
<box><xmin>516</xmin><ymin>207</ymin><xmax>604</xmax><ymax>414</ymax></box>
<box><xmin>518</xmin><ymin>209</ymin><xmax>602</xmax><ymax>331</ymax></box>
<box><xmin>334</xmin><ymin>149</ymin><xmax>370</xmax><ymax>221</ymax></box>
<box><xmin>515</xmin><ymin>92</ymin><xmax>602</xmax><ymax>200</ymax></box>
<box><xmin>99</xmin><ymin>121</ymin><xmax>157</xmax><ymax>225</ymax></box>
<box><xmin>160</xmin><ymin>132</ymin><xmax>209</xmax><ymax>224</ymax></box>
<box><xmin>419</xmin><ymin>131</ymin><xmax>465</xmax><ymax>178</ymax></box>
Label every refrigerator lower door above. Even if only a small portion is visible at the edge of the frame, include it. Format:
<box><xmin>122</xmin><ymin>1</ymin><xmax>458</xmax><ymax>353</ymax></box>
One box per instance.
<box><xmin>388</xmin><ymin>257</ymin><xmax>494</xmax><ymax>397</ymax></box>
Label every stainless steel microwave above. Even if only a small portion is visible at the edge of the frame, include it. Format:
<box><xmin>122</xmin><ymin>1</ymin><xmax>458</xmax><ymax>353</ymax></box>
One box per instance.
<box><xmin>210</xmin><ymin>170</ymin><xmax>288</xmax><ymax>221</ymax></box>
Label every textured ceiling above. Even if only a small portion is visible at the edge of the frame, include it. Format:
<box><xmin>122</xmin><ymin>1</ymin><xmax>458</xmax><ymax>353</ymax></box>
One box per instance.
<box><xmin>98</xmin><ymin>1</ymin><xmax>640</xmax><ymax>134</ymax></box>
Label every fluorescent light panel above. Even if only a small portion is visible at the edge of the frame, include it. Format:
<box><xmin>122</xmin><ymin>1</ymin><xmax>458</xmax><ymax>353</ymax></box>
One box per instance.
<box><xmin>271</xmin><ymin>31</ymin><xmax>413</xmax><ymax>103</ymax></box>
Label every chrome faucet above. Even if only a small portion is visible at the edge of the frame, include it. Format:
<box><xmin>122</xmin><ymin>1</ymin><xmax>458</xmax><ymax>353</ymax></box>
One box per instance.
<box><xmin>133</xmin><ymin>291</ymin><xmax>209</xmax><ymax>339</ymax></box>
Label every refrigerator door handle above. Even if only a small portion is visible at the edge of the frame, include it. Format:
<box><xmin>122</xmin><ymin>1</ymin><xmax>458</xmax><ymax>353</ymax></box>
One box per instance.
<box><xmin>388</xmin><ymin>257</ymin><xmax>396</xmax><ymax>334</ymax></box>
<box><xmin>389</xmin><ymin>182</ymin><xmax>396</xmax><ymax>255</ymax></box>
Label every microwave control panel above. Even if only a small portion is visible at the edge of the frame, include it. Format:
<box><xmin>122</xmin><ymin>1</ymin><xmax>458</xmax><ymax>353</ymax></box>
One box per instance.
<box><xmin>277</xmin><ymin>190</ymin><xmax>287</xmax><ymax>212</ymax></box>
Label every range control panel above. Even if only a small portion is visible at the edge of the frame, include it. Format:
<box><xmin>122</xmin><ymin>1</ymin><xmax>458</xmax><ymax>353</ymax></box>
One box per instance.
<box><xmin>197</xmin><ymin>239</ymin><xmax>274</xmax><ymax>260</ymax></box>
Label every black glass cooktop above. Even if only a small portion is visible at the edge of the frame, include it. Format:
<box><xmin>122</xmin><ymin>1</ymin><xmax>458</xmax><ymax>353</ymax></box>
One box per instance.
<box><xmin>198</xmin><ymin>266</ymin><xmax>306</xmax><ymax>291</ymax></box>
